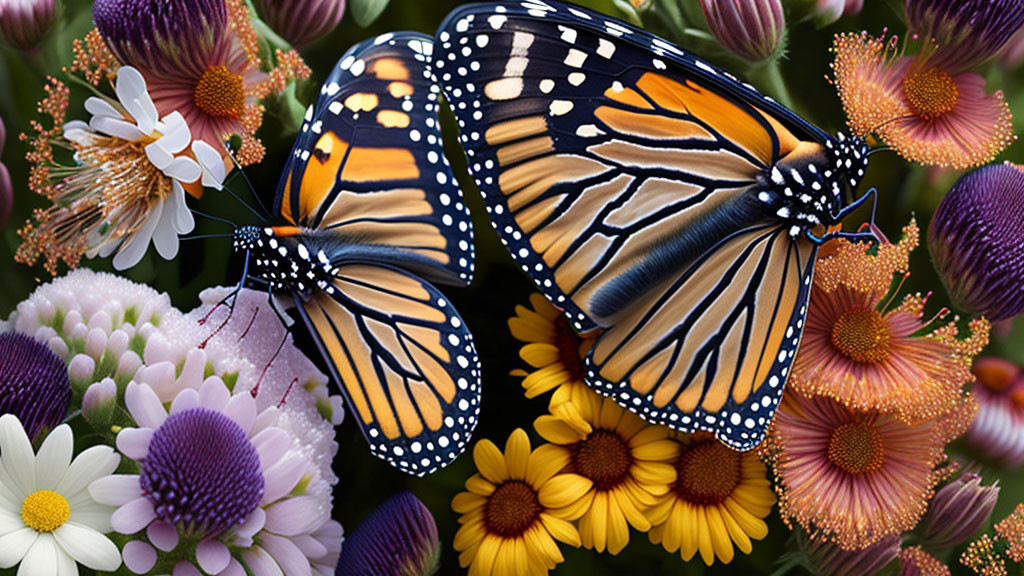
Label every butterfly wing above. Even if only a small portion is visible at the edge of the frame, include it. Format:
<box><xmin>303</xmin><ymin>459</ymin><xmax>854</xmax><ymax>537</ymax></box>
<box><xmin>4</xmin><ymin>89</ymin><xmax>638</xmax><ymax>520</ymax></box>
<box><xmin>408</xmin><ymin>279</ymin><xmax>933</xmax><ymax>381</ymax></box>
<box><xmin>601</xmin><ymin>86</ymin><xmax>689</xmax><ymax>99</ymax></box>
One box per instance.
<box><xmin>295</xmin><ymin>263</ymin><xmax>479</xmax><ymax>476</ymax></box>
<box><xmin>435</xmin><ymin>1</ymin><xmax>828</xmax><ymax>330</ymax></box>
<box><xmin>276</xmin><ymin>32</ymin><xmax>473</xmax><ymax>286</ymax></box>
<box><xmin>587</xmin><ymin>226</ymin><xmax>816</xmax><ymax>449</ymax></box>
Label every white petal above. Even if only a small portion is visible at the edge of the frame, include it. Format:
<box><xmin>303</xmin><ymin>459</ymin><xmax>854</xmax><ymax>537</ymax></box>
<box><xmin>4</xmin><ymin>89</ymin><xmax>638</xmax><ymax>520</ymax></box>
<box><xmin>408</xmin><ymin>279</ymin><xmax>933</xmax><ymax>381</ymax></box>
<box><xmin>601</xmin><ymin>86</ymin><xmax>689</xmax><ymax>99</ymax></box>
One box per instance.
<box><xmin>0</xmin><ymin>414</ymin><xmax>36</xmax><ymax>498</ymax></box>
<box><xmin>235</xmin><ymin>507</ymin><xmax>266</xmax><ymax>540</ymax></box>
<box><xmin>67</xmin><ymin>501</ymin><xmax>114</xmax><ymax>534</ymax></box>
<box><xmin>0</xmin><ymin>528</ymin><xmax>37</xmax><ymax>568</ymax></box>
<box><xmin>115</xmin><ymin>427</ymin><xmax>153</xmax><ymax>461</ymax></box>
<box><xmin>162</xmin><ymin>156</ymin><xmax>202</xmax><ymax>183</ymax></box>
<box><xmin>0</xmin><ymin>507</ymin><xmax>23</xmax><ymax>537</ymax></box>
<box><xmin>144</xmin><ymin>139</ymin><xmax>174</xmax><ymax>171</ymax></box>
<box><xmin>62</xmin><ymin>121</ymin><xmax>94</xmax><ymax>145</ymax></box>
<box><xmin>88</xmin><ymin>475</ymin><xmax>142</xmax><ymax>507</ymax></box>
<box><xmin>196</xmin><ymin>539</ymin><xmax>231</xmax><ymax>574</ymax></box>
<box><xmin>116</xmin><ymin>66</ymin><xmax>157</xmax><ymax>134</ymax></box>
<box><xmin>168</xmin><ymin>388</ymin><xmax>200</xmax><ymax>415</ymax></box>
<box><xmin>112</xmin><ymin>201</ymin><xmax>163</xmax><ymax>270</ymax></box>
<box><xmin>56</xmin><ymin>445</ymin><xmax>120</xmax><ymax>498</ymax></box>
<box><xmin>242</xmin><ymin>547</ymin><xmax>284</xmax><ymax>576</ymax></box>
<box><xmin>171</xmin><ymin>180</ymin><xmax>195</xmax><ymax>234</ymax></box>
<box><xmin>110</xmin><ymin>497</ymin><xmax>156</xmax><ymax>534</ymax></box>
<box><xmin>54</xmin><ymin>543</ymin><xmax>77</xmax><ymax>576</ymax></box>
<box><xmin>198</xmin><ymin>378</ymin><xmax>231</xmax><ymax>411</ymax></box>
<box><xmin>261</xmin><ymin>452</ymin><xmax>307</xmax><ymax>505</ymax></box>
<box><xmin>252</xmin><ymin>428</ymin><xmax>291</xmax><ymax>470</ymax></box>
<box><xmin>83</xmin><ymin>97</ymin><xmax>121</xmax><ymax>120</ymax></box>
<box><xmin>156</xmin><ymin>112</ymin><xmax>192</xmax><ymax>154</ymax></box>
<box><xmin>221</xmin><ymin>558</ymin><xmax>246</xmax><ymax>576</ymax></box>
<box><xmin>89</xmin><ymin>116</ymin><xmax>145</xmax><ymax>141</ymax></box>
<box><xmin>223</xmin><ymin>394</ymin><xmax>256</xmax><ymax>436</ymax></box>
<box><xmin>264</xmin><ymin>496</ymin><xmax>324</xmax><ymax>536</ymax></box>
<box><xmin>125</xmin><ymin>382</ymin><xmax>168</xmax><ymax>429</ymax></box>
<box><xmin>34</xmin><ymin>425</ymin><xmax>73</xmax><ymax>491</ymax></box>
<box><xmin>192</xmin><ymin>140</ymin><xmax>226</xmax><ymax>190</ymax></box>
<box><xmin>54</xmin><ymin>523</ymin><xmax>121</xmax><ymax>571</ymax></box>
<box><xmin>17</xmin><ymin>533</ymin><xmax>56</xmax><ymax>576</ymax></box>
<box><xmin>259</xmin><ymin>533</ymin><xmax>310</xmax><ymax>576</ymax></box>
<box><xmin>151</xmin><ymin>201</ymin><xmax>181</xmax><ymax>261</ymax></box>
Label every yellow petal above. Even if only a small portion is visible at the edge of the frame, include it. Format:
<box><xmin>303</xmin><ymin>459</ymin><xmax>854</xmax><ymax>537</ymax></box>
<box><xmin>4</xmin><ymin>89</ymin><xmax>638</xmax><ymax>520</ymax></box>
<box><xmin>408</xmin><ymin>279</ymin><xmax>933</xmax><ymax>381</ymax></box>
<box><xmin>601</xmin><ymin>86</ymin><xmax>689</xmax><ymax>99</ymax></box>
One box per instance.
<box><xmin>696</xmin><ymin>506</ymin><xmax>716</xmax><ymax>566</ymax></box>
<box><xmin>644</xmin><ymin>495</ymin><xmax>674</xmax><ymax>525</ymax></box>
<box><xmin>590</xmin><ymin>492</ymin><xmax>609</xmax><ymax>553</ymax></box>
<box><xmin>605</xmin><ymin>496</ymin><xmax>630</xmax><ymax>555</ymax></box>
<box><xmin>454</xmin><ymin>519</ymin><xmax>486</xmax><ymax>552</ymax></box>
<box><xmin>453</xmin><ymin>492</ymin><xmax>486</xmax><ymax>514</ymax></box>
<box><xmin>680</xmin><ymin>502</ymin><xmax>698</xmax><ymax>561</ymax></box>
<box><xmin>541</xmin><ymin>512</ymin><xmax>581</xmax><ymax>547</ymax></box>
<box><xmin>705</xmin><ymin>505</ymin><xmax>735</xmax><ymax>565</ymax></box>
<box><xmin>720</xmin><ymin>505</ymin><xmax>753</xmax><ymax>554</ymax></box>
<box><xmin>628</xmin><ymin>424</ymin><xmax>671</xmax><ymax>447</ymax></box>
<box><xmin>598</xmin><ymin>397</ymin><xmax>625</xmax><ymax>430</ymax></box>
<box><xmin>631</xmin><ymin>461</ymin><xmax>677</xmax><ymax>487</ymax></box>
<box><xmin>534</xmin><ymin>415</ymin><xmax>585</xmax><ymax>445</ymax></box>
<box><xmin>474</xmin><ymin>439</ymin><xmax>509</xmax><ymax>483</ymax></box>
<box><xmin>504</xmin><ymin>429</ymin><xmax>531</xmax><ymax>480</ymax></box>
<box><xmin>614</xmin><ymin>411</ymin><xmax>647</xmax><ymax>441</ymax></box>
<box><xmin>631</xmin><ymin>438</ymin><xmax>679</xmax><ymax>461</ymax></box>
<box><xmin>508</xmin><ymin>311</ymin><xmax>552</xmax><ymax>343</ymax></box>
<box><xmin>612</xmin><ymin>487</ymin><xmax>650</xmax><ymax>531</ymax></box>
<box><xmin>538</xmin><ymin>473</ymin><xmax>593</xmax><ymax>509</ymax></box>
<box><xmin>471</xmin><ymin>534</ymin><xmax>501</xmax><ymax>576</ymax></box>
<box><xmin>526</xmin><ymin>443</ymin><xmax>571</xmax><ymax>488</ymax></box>
<box><xmin>521</xmin><ymin>343</ymin><xmax>560</xmax><ymax>368</ymax></box>
<box><xmin>724</xmin><ymin>496</ymin><xmax>770</xmax><ymax>540</ymax></box>
<box><xmin>525</xmin><ymin>524</ymin><xmax>563</xmax><ymax>568</ymax></box>
<box><xmin>466</xmin><ymin>474</ymin><xmax>496</xmax><ymax>496</ymax></box>
<box><xmin>494</xmin><ymin>538</ymin><xmax>515</xmax><ymax>576</ymax></box>
<box><xmin>554</xmin><ymin>488</ymin><xmax>594</xmax><ymax>521</ymax></box>
<box><xmin>530</xmin><ymin>292</ymin><xmax>561</xmax><ymax>319</ymax></box>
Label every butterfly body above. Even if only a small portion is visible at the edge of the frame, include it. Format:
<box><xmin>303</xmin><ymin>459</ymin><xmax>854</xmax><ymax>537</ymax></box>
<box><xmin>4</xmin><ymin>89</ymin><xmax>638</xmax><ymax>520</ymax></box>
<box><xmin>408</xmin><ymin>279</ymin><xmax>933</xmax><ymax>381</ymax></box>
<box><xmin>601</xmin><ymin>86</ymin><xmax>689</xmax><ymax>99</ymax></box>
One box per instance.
<box><xmin>233</xmin><ymin>32</ymin><xmax>481</xmax><ymax>476</ymax></box>
<box><xmin>435</xmin><ymin>0</ymin><xmax>870</xmax><ymax>450</ymax></box>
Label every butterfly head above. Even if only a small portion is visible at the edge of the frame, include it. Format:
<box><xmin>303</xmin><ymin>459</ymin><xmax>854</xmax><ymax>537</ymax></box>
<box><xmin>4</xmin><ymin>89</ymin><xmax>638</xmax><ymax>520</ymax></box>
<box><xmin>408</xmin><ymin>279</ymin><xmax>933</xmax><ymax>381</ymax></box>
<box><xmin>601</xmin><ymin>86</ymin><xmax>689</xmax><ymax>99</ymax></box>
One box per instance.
<box><xmin>232</xmin><ymin>225</ymin><xmax>266</xmax><ymax>252</ymax></box>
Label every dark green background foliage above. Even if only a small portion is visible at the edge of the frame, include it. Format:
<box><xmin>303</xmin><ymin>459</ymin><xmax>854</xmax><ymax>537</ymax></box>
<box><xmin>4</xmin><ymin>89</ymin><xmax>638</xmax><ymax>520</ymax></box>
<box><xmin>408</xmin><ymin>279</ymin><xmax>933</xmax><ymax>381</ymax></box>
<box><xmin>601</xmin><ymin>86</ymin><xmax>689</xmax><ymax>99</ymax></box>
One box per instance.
<box><xmin>1</xmin><ymin>0</ymin><xmax>1024</xmax><ymax>573</ymax></box>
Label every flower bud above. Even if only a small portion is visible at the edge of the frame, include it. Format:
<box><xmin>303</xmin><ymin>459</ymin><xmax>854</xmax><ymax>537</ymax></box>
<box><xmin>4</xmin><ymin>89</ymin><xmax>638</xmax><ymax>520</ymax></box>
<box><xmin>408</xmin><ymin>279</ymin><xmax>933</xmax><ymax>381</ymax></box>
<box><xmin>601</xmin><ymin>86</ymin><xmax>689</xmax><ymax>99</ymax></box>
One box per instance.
<box><xmin>964</xmin><ymin>357</ymin><xmax>1024</xmax><ymax>467</ymax></box>
<box><xmin>921</xmin><ymin>473</ymin><xmax>1000</xmax><ymax>549</ymax></box>
<box><xmin>700</xmin><ymin>0</ymin><xmax>785</xmax><ymax>61</ymax></box>
<box><xmin>255</xmin><ymin>0</ymin><xmax>344</xmax><ymax>48</ymax></box>
<box><xmin>83</xmin><ymin>378</ymin><xmax>119</xmax><ymax>427</ymax></box>
<box><xmin>900</xmin><ymin>547</ymin><xmax>950</xmax><ymax>576</ymax></box>
<box><xmin>804</xmin><ymin>0</ymin><xmax>864</xmax><ymax>26</ymax></box>
<box><xmin>929</xmin><ymin>163</ymin><xmax>1024</xmax><ymax>322</ymax></box>
<box><xmin>0</xmin><ymin>331</ymin><xmax>70</xmax><ymax>441</ymax></box>
<box><xmin>0</xmin><ymin>0</ymin><xmax>56</xmax><ymax>50</ymax></box>
<box><xmin>337</xmin><ymin>492</ymin><xmax>440</xmax><ymax>576</ymax></box>
<box><xmin>907</xmin><ymin>0</ymin><xmax>1024</xmax><ymax>70</ymax></box>
<box><xmin>0</xmin><ymin>162</ymin><xmax>10</xmax><ymax>228</ymax></box>
<box><xmin>801</xmin><ymin>531</ymin><xmax>900</xmax><ymax>576</ymax></box>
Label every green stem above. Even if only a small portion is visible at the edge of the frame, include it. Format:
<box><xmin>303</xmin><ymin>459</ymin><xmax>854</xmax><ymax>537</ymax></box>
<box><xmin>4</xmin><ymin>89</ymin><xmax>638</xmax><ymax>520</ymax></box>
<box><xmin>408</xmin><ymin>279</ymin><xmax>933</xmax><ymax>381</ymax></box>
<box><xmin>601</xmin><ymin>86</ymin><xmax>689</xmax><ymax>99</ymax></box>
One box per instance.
<box><xmin>751</xmin><ymin>57</ymin><xmax>795</xmax><ymax>110</ymax></box>
<box><xmin>252</xmin><ymin>17</ymin><xmax>294</xmax><ymax>54</ymax></box>
<box><xmin>652</xmin><ymin>0</ymin><xmax>689</xmax><ymax>45</ymax></box>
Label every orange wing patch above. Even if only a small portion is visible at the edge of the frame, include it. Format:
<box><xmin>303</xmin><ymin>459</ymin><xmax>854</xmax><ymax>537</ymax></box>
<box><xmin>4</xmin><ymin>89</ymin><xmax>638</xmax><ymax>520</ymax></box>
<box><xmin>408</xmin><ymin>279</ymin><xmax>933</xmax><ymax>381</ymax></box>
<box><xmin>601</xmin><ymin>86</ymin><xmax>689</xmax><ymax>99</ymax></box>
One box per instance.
<box><xmin>342</xmin><ymin>147</ymin><xmax>420</xmax><ymax>182</ymax></box>
<box><xmin>299</xmin><ymin>133</ymin><xmax>349</xmax><ymax>221</ymax></box>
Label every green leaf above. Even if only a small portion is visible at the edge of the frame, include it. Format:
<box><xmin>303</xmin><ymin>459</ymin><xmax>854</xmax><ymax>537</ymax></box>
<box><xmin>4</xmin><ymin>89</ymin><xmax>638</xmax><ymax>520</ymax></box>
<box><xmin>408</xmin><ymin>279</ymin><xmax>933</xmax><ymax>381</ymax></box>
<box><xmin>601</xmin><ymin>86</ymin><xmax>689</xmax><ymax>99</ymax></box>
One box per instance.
<box><xmin>350</xmin><ymin>0</ymin><xmax>390</xmax><ymax>27</ymax></box>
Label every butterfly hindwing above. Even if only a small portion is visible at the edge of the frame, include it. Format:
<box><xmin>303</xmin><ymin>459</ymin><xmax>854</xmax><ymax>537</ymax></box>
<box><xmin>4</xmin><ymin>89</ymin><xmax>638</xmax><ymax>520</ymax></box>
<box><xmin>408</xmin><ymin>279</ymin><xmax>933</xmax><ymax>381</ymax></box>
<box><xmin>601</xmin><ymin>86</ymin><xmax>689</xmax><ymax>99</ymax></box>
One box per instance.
<box><xmin>434</xmin><ymin>1</ymin><xmax>828</xmax><ymax>331</ymax></box>
<box><xmin>277</xmin><ymin>32</ymin><xmax>474</xmax><ymax>286</ymax></box>
<box><xmin>587</xmin><ymin>226</ymin><xmax>816</xmax><ymax>449</ymax></box>
<box><xmin>296</xmin><ymin>263</ymin><xmax>480</xmax><ymax>476</ymax></box>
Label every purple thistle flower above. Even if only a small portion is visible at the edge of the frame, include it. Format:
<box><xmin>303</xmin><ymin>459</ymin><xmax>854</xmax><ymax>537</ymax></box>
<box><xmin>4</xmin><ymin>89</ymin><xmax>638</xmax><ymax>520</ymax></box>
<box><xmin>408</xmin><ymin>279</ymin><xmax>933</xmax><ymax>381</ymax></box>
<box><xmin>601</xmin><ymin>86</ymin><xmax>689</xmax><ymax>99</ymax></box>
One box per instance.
<box><xmin>0</xmin><ymin>0</ymin><xmax>56</xmax><ymax>51</ymax></box>
<box><xmin>92</xmin><ymin>0</ymin><xmax>227</xmax><ymax>78</ymax></box>
<box><xmin>0</xmin><ymin>332</ymin><xmax>70</xmax><ymax>441</ymax></box>
<box><xmin>336</xmin><ymin>492</ymin><xmax>440</xmax><ymax>576</ymax></box>
<box><xmin>255</xmin><ymin>0</ymin><xmax>345</xmax><ymax>48</ymax></box>
<box><xmin>928</xmin><ymin>162</ymin><xmax>1024</xmax><ymax>321</ymax></box>
<box><xmin>700</xmin><ymin>0</ymin><xmax>786</xmax><ymax>61</ymax></box>
<box><xmin>921</xmin><ymin>473</ymin><xmax>1000</xmax><ymax>549</ymax></box>
<box><xmin>907</xmin><ymin>0</ymin><xmax>1024</xmax><ymax>70</ymax></box>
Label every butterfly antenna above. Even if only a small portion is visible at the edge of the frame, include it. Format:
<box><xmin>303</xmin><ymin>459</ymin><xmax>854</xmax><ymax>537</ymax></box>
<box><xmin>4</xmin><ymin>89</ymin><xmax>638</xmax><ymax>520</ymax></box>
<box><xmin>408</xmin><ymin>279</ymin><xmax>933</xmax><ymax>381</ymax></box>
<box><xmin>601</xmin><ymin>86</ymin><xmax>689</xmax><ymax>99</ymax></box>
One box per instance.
<box><xmin>180</xmin><ymin>233</ymin><xmax>236</xmax><ymax>241</ymax></box>
<box><xmin>224</xmin><ymin>144</ymin><xmax>272</xmax><ymax>217</ymax></box>
<box><xmin>189</xmin><ymin>208</ymin><xmax>237</xmax><ymax>228</ymax></box>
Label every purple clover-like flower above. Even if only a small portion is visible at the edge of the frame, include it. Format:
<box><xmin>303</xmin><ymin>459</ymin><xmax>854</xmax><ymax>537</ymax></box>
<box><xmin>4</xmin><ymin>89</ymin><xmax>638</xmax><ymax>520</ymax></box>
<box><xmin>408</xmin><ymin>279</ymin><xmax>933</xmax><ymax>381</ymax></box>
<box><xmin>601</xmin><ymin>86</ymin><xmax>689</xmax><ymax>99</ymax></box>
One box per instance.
<box><xmin>907</xmin><ymin>0</ymin><xmax>1024</xmax><ymax>70</ymax></box>
<box><xmin>700</xmin><ymin>0</ymin><xmax>786</xmax><ymax>61</ymax></box>
<box><xmin>921</xmin><ymin>473</ymin><xmax>1000</xmax><ymax>549</ymax></box>
<box><xmin>928</xmin><ymin>162</ymin><xmax>1024</xmax><ymax>322</ymax></box>
<box><xmin>0</xmin><ymin>0</ymin><xmax>56</xmax><ymax>50</ymax></box>
<box><xmin>255</xmin><ymin>0</ymin><xmax>345</xmax><ymax>47</ymax></box>
<box><xmin>0</xmin><ymin>331</ymin><xmax>70</xmax><ymax>441</ymax></box>
<box><xmin>336</xmin><ymin>492</ymin><xmax>440</xmax><ymax>576</ymax></box>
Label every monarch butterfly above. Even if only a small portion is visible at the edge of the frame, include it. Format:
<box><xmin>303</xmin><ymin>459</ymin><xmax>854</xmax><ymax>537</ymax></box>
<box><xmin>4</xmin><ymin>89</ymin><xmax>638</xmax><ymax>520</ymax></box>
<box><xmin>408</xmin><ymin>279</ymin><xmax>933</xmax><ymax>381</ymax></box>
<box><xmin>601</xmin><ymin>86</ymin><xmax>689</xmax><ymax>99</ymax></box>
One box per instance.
<box><xmin>231</xmin><ymin>32</ymin><xmax>480</xmax><ymax>476</ymax></box>
<box><xmin>434</xmin><ymin>1</ymin><xmax>873</xmax><ymax>450</ymax></box>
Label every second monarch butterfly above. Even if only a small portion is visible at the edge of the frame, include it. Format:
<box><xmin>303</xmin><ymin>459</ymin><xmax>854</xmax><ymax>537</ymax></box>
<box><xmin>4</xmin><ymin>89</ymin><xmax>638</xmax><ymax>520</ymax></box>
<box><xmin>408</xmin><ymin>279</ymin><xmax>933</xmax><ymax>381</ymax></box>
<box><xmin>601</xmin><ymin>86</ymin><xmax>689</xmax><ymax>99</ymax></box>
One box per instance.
<box><xmin>231</xmin><ymin>32</ymin><xmax>480</xmax><ymax>476</ymax></box>
<box><xmin>433</xmin><ymin>0</ymin><xmax>875</xmax><ymax>450</ymax></box>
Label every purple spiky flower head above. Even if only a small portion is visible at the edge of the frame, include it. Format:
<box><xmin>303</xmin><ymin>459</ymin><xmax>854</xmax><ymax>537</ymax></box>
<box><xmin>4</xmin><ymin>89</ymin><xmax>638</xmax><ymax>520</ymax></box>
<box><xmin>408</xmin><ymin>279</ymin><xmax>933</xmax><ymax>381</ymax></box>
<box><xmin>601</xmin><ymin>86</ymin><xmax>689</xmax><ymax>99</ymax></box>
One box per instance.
<box><xmin>921</xmin><ymin>472</ymin><xmax>999</xmax><ymax>549</ymax></box>
<box><xmin>928</xmin><ymin>162</ymin><xmax>1024</xmax><ymax>322</ymax></box>
<box><xmin>0</xmin><ymin>0</ymin><xmax>56</xmax><ymax>51</ymax></box>
<box><xmin>0</xmin><ymin>331</ymin><xmax>70</xmax><ymax>441</ymax></box>
<box><xmin>907</xmin><ymin>0</ymin><xmax>1024</xmax><ymax>71</ymax></box>
<box><xmin>700</xmin><ymin>0</ymin><xmax>786</xmax><ymax>61</ymax></box>
<box><xmin>255</xmin><ymin>0</ymin><xmax>344</xmax><ymax>48</ymax></box>
<box><xmin>92</xmin><ymin>0</ymin><xmax>227</xmax><ymax>77</ymax></box>
<box><xmin>336</xmin><ymin>492</ymin><xmax>440</xmax><ymax>576</ymax></box>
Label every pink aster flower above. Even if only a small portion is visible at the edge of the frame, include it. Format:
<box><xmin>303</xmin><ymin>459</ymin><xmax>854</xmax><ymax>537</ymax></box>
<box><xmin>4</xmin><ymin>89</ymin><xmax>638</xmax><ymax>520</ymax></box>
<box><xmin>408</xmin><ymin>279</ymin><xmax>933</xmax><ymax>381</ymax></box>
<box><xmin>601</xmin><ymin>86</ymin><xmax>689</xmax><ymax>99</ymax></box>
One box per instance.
<box><xmin>964</xmin><ymin>357</ymin><xmax>1024</xmax><ymax>467</ymax></box>
<box><xmin>89</xmin><ymin>376</ymin><xmax>341</xmax><ymax>575</ymax></box>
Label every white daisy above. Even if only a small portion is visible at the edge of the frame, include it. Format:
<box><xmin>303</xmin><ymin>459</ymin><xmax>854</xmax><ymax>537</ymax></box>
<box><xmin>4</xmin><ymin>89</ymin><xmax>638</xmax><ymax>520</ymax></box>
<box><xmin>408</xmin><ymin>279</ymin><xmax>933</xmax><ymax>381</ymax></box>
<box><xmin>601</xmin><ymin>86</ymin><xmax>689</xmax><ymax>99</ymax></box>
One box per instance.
<box><xmin>0</xmin><ymin>414</ymin><xmax>122</xmax><ymax>575</ymax></box>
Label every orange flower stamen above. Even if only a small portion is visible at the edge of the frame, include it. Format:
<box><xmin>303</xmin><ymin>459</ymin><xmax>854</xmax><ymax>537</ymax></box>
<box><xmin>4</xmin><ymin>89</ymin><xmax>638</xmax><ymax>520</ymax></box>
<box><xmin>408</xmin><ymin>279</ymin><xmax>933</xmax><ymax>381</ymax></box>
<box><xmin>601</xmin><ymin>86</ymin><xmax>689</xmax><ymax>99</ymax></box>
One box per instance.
<box><xmin>903</xmin><ymin>67</ymin><xmax>959</xmax><ymax>120</ymax></box>
<box><xmin>827</xmin><ymin>422</ymin><xmax>885</xmax><ymax>474</ymax></box>
<box><xmin>830</xmin><ymin>307</ymin><xmax>891</xmax><ymax>364</ymax></box>
<box><xmin>194</xmin><ymin>65</ymin><xmax>246</xmax><ymax>119</ymax></box>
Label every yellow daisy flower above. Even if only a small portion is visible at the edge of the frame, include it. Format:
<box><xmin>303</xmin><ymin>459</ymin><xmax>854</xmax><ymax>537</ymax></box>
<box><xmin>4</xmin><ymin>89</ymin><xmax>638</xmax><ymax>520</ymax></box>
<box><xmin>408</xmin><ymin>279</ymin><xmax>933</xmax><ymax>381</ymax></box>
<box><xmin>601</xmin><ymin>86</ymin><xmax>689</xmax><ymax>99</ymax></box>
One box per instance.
<box><xmin>452</xmin><ymin>429</ymin><xmax>592</xmax><ymax>576</ymax></box>
<box><xmin>509</xmin><ymin>293</ymin><xmax>596</xmax><ymax>408</ymax></box>
<box><xmin>533</xmin><ymin>387</ymin><xmax>678</xmax><ymax>554</ymax></box>
<box><xmin>646</xmin><ymin>433</ymin><xmax>775</xmax><ymax>565</ymax></box>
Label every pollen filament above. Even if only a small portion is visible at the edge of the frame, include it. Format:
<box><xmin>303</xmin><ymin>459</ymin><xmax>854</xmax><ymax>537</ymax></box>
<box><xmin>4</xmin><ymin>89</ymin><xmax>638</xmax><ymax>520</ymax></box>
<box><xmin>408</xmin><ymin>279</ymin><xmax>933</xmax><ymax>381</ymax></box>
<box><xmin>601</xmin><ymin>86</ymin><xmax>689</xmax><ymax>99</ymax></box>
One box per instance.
<box><xmin>827</xmin><ymin>421</ymin><xmax>885</xmax><ymax>475</ymax></box>
<box><xmin>830</xmin><ymin>306</ymin><xmax>891</xmax><ymax>364</ymax></box>
<box><xmin>194</xmin><ymin>65</ymin><xmax>246</xmax><ymax>119</ymax></box>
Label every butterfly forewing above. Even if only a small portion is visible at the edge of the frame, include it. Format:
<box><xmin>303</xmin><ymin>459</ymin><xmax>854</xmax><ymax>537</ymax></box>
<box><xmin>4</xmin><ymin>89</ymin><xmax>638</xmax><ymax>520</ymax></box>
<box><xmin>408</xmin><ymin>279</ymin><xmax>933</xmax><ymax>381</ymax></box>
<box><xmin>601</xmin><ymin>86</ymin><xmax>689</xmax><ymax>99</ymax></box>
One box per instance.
<box><xmin>435</xmin><ymin>1</ymin><xmax>837</xmax><ymax>448</ymax></box>
<box><xmin>278</xmin><ymin>32</ymin><xmax>474</xmax><ymax>286</ymax></box>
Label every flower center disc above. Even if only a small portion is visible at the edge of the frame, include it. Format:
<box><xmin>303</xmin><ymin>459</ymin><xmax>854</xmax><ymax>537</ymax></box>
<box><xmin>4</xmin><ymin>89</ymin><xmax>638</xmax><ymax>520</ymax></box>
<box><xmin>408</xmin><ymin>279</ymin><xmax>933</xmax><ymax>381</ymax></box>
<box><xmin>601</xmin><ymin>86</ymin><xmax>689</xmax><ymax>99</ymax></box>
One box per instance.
<box><xmin>571</xmin><ymin>430</ymin><xmax>632</xmax><ymax>491</ymax></box>
<box><xmin>673</xmin><ymin>439</ymin><xmax>742</xmax><ymax>505</ymax></box>
<box><xmin>21</xmin><ymin>490</ymin><xmax>70</xmax><ymax>532</ymax></box>
<box><xmin>194</xmin><ymin>65</ymin><xmax>246</xmax><ymax>119</ymax></box>
<box><xmin>141</xmin><ymin>407</ymin><xmax>265</xmax><ymax>537</ymax></box>
<box><xmin>484</xmin><ymin>481</ymin><xmax>541</xmax><ymax>538</ymax></box>
<box><xmin>552</xmin><ymin>317</ymin><xmax>585</xmax><ymax>381</ymax></box>
<box><xmin>903</xmin><ymin>67</ymin><xmax>959</xmax><ymax>121</ymax></box>
<box><xmin>827</xmin><ymin>421</ymin><xmax>885</xmax><ymax>475</ymax></box>
<box><xmin>830</xmin><ymin>306</ymin><xmax>891</xmax><ymax>364</ymax></box>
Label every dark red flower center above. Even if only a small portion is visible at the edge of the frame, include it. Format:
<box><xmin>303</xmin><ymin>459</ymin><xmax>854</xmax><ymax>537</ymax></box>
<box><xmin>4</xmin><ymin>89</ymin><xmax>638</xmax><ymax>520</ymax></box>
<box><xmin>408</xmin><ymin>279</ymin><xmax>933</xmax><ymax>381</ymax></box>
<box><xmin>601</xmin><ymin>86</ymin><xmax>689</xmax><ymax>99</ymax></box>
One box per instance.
<box><xmin>672</xmin><ymin>438</ymin><xmax>742</xmax><ymax>506</ymax></box>
<box><xmin>484</xmin><ymin>481</ymin><xmax>541</xmax><ymax>538</ymax></box>
<box><xmin>569</xmin><ymin>430</ymin><xmax>632</xmax><ymax>491</ymax></box>
<box><xmin>831</xmin><ymin>306</ymin><xmax>891</xmax><ymax>364</ymax></box>
<box><xmin>827</xmin><ymin>421</ymin><xmax>885</xmax><ymax>475</ymax></box>
<box><xmin>194</xmin><ymin>65</ymin><xmax>245</xmax><ymax>119</ymax></box>
<box><xmin>903</xmin><ymin>67</ymin><xmax>958</xmax><ymax>121</ymax></box>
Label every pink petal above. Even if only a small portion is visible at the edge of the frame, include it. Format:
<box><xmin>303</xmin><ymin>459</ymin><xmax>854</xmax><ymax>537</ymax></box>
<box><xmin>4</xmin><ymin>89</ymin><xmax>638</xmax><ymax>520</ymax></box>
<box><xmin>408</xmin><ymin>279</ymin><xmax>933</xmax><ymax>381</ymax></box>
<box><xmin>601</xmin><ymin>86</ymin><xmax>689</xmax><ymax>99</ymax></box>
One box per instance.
<box><xmin>264</xmin><ymin>496</ymin><xmax>325</xmax><ymax>537</ymax></box>
<box><xmin>252</xmin><ymin>428</ymin><xmax>291</xmax><ymax>468</ymax></box>
<box><xmin>243</xmin><ymin>546</ymin><xmax>285</xmax><ymax>576</ymax></box>
<box><xmin>235</xmin><ymin>508</ymin><xmax>267</xmax><ymax>541</ymax></box>
<box><xmin>261</xmin><ymin>452</ymin><xmax>307</xmax><ymax>505</ymax></box>
<box><xmin>223</xmin><ymin>393</ymin><xmax>257</xmax><ymax>435</ymax></box>
<box><xmin>111</xmin><ymin>497</ymin><xmax>156</xmax><ymax>534</ymax></box>
<box><xmin>123</xmin><ymin>541</ymin><xmax>157</xmax><ymax>574</ymax></box>
<box><xmin>196</xmin><ymin>538</ymin><xmax>231</xmax><ymax>574</ymax></box>
<box><xmin>260</xmin><ymin>533</ymin><xmax>310</xmax><ymax>576</ymax></box>
<box><xmin>169</xmin><ymin>388</ymin><xmax>200</xmax><ymax>415</ymax></box>
<box><xmin>199</xmin><ymin>377</ymin><xmax>231</xmax><ymax>411</ymax></box>
<box><xmin>173</xmin><ymin>560</ymin><xmax>203</xmax><ymax>576</ymax></box>
<box><xmin>116</xmin><ymin>427</ymin><xmax>154</xmax><ymax>461</ymax></box>
<box><xmin>125</xmin><ymin>382</ymin><xmax>167</xmax><ymax>429</ymax></box>
<box><xmin>147</xmin><ymin>520</ymin><xmax>179</xmax><ymax>552</ymax></box>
